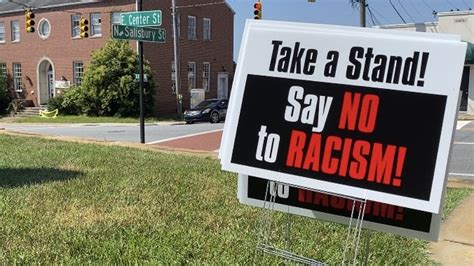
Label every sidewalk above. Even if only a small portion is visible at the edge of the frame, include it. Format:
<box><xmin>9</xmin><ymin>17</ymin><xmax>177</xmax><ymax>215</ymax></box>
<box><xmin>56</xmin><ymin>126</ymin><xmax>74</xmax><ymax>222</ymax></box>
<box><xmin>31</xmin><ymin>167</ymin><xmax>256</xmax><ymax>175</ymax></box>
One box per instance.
<box><xmin>430</xmin><ymin>192</ymin><xmax>474</xmax><ymax>265</ymax></box>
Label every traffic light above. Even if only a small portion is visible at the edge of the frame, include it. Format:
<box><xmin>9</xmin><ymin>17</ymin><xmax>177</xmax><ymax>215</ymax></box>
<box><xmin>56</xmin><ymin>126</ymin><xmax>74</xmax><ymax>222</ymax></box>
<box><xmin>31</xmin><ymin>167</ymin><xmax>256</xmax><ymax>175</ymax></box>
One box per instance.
<box><xmin>25</xmin><ymin>10</ymin><xmax>35</xmax><ymax>33</ymax></box>
<box><xmin>253</xmin><ymin>2</ymin><xmax>262</xmax><ymax>20</ymax></box>
<box><xmin>80</xmin><ymin>17</ymin><xmax>89</xmax><ymax>38</ymax></box>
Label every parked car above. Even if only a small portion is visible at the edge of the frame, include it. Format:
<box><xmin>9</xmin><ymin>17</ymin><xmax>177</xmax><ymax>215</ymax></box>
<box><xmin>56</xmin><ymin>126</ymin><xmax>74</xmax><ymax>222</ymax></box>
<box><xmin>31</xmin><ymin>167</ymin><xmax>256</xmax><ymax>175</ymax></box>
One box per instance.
<box><xmin>184</xmin><ymin>99</ymin><xmax>228</xmax><ymax>124</ymax></box>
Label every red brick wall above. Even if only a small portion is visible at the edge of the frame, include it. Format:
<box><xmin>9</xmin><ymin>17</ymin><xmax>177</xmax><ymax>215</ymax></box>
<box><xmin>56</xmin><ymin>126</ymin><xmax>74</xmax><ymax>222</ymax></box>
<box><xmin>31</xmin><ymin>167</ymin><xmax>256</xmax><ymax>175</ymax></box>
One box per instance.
<box><xmin>0</xmin><ymin>0</ymin><xmax>135</xmax><ymax>107</ymax></box>
<box><xmin>0</xmin><ymin>0</ymin><xmax>234</xmax><ymax>115</ymax></box>
<box><xmin>144</xmin><ymin>0</ymin><xmax>234</xmax><ymax>114</ymax></box>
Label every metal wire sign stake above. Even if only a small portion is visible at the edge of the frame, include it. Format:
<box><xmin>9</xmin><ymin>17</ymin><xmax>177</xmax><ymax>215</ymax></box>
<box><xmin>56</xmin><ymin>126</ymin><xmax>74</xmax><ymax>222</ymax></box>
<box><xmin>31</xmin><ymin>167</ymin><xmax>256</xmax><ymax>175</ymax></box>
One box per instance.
<box><xmin>253</xmin><ymin>180</ymin><xmax>368</xmax><ymax>265</ymax></box>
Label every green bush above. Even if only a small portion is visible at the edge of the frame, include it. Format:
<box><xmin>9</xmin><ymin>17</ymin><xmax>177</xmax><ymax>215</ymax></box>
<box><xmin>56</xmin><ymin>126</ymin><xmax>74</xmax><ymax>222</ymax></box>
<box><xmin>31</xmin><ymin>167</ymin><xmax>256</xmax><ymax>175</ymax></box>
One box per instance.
<box><xmin>46</xmin><ymin>94</ymin><xmax>64</xmax><ymax>112</ymax></box>
<box><xmin>79</xmin><ymin>39</ymin><xmax>155</xmax><ymax>117</ymax></box>
<box><xmin>47</xmin><ymin>87</ymin><xmax>83</xmax><ymax>115</ymax></box>
<box><xmin>0</xmin><ymin>70</ymin><xmax>13</xmax><ymax>116</ymax></box>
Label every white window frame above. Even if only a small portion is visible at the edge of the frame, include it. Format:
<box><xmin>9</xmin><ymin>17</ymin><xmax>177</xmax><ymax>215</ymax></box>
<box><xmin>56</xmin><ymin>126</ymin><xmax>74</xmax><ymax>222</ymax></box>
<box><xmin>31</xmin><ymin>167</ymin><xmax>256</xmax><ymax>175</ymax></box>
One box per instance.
<box><xmin>38</xmin><ymin>18</ymin><xmax>51</xmax><ymax>40</ymax></box>
<box><xmin>171</xmin><ymin>61</ymin><xmax>177</xmax><ymax>93</ymax></box>
<box><xmin>0</xmin><ymin>63</ymin><xmax>6</xmax><ymax>76</ymax></box>
<box><xmin>11</xmin><ymin>20</ymin><xmax>19</xmax><ymax>42</ymax></box>
<box><xmin>203</xmin><ymin>62</ymin><xmax>211</xmax><ymax>92</ymax></box>
<box><xmin>71</xmin><ymin>14</ymin><xmax>81</xmax><ymax>38</ymax></box>
<box><xmin>0</xmin><ymin>22</ymin><xmax>5</xmax><ymax>43</ymax></box>
<box><xmin>12</xmin><ymin>63</ymin><xmax>22</xmax><ymax>92</ymax></box>
<box><xmin>90</xmin><ymin>13</ymin><xmax>102</xmax><ymax>37</ymax></box>
<box><xmin>203</xmin><ymin>18</ymin><xmax>211</xmax><ymax>40</ymax></box>
<box><xmin>187</xmin><ymin>62</ymin><xmax>196</xmax><ymax>90</ymax></box>
<box><xmin>111</xmin><ymin>12</ymin><xmax>121</xmax><ymax>25</ymax></box>
<box><xmin>187</xmin><ymin>16</ymin><xmax>196</xmax><ymax>40</ymax></box>
<box><xmin>73</xmin><ymin>61</ymin><xmax>84</xmax><ymax>86</ymax></box>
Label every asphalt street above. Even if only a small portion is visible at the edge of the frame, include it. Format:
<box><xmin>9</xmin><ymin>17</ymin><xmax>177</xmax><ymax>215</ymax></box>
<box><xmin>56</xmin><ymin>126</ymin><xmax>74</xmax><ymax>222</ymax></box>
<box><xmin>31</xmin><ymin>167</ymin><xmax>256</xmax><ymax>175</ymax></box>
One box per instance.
<box><xmin>0</xmin><ymin>120</ymin><xmax>472</xmax><ymax>182</ymax></box>
<box><xmin>0</xmin><ymin>122</ymin><xmax>224</xmax><ymax>144</ymax></box>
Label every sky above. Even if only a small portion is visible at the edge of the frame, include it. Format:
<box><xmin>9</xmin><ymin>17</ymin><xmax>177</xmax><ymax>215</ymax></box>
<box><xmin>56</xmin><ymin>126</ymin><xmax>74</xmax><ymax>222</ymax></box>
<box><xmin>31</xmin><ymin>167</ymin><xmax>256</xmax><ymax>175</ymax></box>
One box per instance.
<box><xmin>226</xmin><ymin>0</ymin><xmax>474</xmax><ymax>60</ymax></box>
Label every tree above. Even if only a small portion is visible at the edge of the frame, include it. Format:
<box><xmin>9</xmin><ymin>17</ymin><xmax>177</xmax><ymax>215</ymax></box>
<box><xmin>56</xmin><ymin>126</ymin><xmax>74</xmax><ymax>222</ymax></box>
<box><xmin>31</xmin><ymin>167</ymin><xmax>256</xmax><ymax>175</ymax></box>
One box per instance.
<box><xmin>0</xmin><ymin>64</ymin><xmax>13</xmax><ymax>116</ymax></box>
<box><xmin>79</xmin><ymin>39</ymin><xmax>155</xmax><ymax>117</ymax></box>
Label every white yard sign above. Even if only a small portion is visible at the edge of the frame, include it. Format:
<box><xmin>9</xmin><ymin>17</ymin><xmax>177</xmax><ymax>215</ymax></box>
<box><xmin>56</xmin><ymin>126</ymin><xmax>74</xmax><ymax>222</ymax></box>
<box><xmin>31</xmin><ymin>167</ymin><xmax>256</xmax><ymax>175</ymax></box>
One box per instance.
<box><xmin>220</xmin><ymin>21</ymin><xmax>466</xmax><ymax>213</ymax></box>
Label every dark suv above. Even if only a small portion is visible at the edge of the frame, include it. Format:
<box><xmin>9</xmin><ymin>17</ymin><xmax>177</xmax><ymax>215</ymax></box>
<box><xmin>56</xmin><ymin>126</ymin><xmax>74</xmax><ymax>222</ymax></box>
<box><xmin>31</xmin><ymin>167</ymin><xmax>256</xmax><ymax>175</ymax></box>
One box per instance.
<box><xmin>184</xmin><ymin>99</ymin><xmax>228</xmax><ymax>124</ymax></box>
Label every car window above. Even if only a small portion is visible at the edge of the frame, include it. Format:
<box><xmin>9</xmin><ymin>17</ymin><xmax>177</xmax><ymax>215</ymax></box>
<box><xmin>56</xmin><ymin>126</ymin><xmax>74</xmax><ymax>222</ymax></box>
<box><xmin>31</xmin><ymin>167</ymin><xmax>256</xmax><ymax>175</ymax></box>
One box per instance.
<box><xmin>219</xmin><ymin>100</ymin><xmax>228</xmax><ymax>108</ymax></box>
<box><xmin>195</xmin><ymin>100</ymin><xmax>218</xmax><ymax>109</ymax></box>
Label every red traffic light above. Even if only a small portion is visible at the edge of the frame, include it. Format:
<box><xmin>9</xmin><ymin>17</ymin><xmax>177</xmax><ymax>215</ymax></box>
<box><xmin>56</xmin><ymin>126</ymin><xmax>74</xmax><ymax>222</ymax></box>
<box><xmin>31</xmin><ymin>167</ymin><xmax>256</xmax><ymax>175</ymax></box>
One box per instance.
<box><xmin>253</xmin><ymin>2</ymin><xmax>262</xmax><ymax>19</ymax></box>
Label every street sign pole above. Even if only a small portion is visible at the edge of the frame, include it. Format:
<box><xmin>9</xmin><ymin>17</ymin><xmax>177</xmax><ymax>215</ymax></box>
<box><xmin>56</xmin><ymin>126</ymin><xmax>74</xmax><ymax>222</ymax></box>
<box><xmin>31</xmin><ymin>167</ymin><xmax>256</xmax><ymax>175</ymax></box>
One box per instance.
<box><xmin>138</xmin><ymin>0</ymin><xmax>145</xmax><ymax>144</ymax></box>
<box><xmin>172</xmin><ymin>0</ymin><xmax>182</xmax><ymax>119</ymax></box>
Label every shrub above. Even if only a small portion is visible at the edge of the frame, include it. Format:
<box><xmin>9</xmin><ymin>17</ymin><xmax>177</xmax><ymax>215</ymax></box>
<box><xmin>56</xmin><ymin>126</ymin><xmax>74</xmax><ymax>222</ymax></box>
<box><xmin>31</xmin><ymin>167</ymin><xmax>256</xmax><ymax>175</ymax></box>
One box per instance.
<box><xmin>79</xmin><ymin>39</ymin><xmax>155</xmax><ymax>117</ymax></box>
<box><xmin>47</xmin><ymin>86</ymin><xmax>83</xmax><ymax>115</ymax></box>
<box><xmin>0</xmin><ymin>71</ymin><xmax>13</xmax><ymax>116</ymax></box>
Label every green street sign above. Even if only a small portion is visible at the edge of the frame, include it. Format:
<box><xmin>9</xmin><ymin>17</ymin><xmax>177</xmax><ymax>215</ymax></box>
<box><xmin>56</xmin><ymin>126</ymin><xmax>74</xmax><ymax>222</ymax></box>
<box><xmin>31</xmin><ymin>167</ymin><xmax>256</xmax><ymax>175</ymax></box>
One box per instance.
<box><xmin>121</xmin><ymin>10</ymin><xmax>162</xmax><ymax>27</ymax></box>
<box><xmin>112</xmin><ymin>24</ymin><xmax>166</xmax><ymax>43</ymax></box>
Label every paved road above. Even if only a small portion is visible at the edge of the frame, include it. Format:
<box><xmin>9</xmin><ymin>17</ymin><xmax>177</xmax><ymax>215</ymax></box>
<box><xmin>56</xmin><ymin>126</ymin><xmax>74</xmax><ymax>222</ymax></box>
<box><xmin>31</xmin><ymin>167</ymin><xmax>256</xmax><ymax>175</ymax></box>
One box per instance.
<box><xmin>1</xmin><ymin>120</ymin><xmax>472</xmax><ymax>182</ymax></box>
<box><xmin>0</xmin><ymin>122</ymin><xmax>224</xmax><ymax>144</ymax></box>
<box><xmin>451</xmin><ymin>121</ymin><xmax>474</xmax><ymax>181</ymax></box>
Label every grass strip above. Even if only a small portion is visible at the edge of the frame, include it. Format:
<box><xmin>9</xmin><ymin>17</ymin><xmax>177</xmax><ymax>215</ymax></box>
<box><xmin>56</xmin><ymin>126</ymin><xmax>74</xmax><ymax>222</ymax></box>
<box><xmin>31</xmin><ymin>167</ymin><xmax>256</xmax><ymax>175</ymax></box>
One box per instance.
<box><xmin>0</xmin><ymin>134</ymin><xmax>470</xmax><ymax>264</ymax></box>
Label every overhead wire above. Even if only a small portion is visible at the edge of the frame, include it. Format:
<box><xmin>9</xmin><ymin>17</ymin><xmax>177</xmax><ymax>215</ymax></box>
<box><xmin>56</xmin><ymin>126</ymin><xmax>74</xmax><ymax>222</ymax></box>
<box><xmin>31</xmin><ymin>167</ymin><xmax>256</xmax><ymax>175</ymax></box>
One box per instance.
<box><xmin>446</xmin><ymin>0</ymin><xmax>459</xmax><ymax>10</ymax></box>
<box><xmin>368</xmin><ymin>4</ymin><xmax>390</xmax><ymax>24</ymax></box>
<box><xmin>421</xmin><ymin>0</ymin><xmax>437</xmax><ymax>17</ymax></box>
<box><xmin>389</xmin><ymin>0</ymin><xmax>407</xmax><ymax>23</ymax></box>
<box><xmin>406</xmin><ymin>0</ymin><xmax>429</xmax><ymax>21</ymax></box>
<box><xmin>397</xmin><ymin>0</ymin><xmax>415</xmax><ymax>23</ymax></box>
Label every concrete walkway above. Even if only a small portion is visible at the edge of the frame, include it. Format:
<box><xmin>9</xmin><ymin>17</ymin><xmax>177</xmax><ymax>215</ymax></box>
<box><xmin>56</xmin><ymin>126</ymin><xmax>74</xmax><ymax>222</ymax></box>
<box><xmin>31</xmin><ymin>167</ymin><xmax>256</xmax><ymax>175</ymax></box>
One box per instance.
<box><xmin>430</xmin><ymin>193</ymin><xmax>474</xmax><ymax>265</ymax></box>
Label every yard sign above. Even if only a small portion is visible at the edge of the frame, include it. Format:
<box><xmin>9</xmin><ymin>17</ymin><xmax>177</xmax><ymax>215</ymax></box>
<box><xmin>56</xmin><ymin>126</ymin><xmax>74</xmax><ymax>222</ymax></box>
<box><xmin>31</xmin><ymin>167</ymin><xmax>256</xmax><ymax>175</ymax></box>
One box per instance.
<box><xmin>238</xmin><ymin>174</ymin><xmax>442</xmax><ymax>241</ymax></box>
<box><xmin>220</xmin><ymin>20</ymin><xmax>466</xmax><ymax>213</ymax></box>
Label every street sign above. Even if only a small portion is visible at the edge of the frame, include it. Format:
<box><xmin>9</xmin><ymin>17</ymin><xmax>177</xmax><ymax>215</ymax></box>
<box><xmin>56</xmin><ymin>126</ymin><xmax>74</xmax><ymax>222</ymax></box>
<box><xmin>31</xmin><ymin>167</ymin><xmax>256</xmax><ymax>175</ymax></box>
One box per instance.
<box><xmin>121</xmin><ymin>10</ymin><xmax>162</xmax><ymax>27</ymax></box>
<box><xmin>112</xmin><ymin>24</ymin><xmax>165</xmax><ymax>43</ymax></box>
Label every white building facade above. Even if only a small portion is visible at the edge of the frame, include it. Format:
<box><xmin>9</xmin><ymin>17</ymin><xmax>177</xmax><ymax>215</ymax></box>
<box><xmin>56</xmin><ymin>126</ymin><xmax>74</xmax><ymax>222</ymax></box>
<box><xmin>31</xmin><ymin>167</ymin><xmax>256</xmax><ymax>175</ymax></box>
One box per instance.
<box><xmin>378</xmin><ymin>11</ymin><xmax>474</xmax><ymax>114</ymax></box>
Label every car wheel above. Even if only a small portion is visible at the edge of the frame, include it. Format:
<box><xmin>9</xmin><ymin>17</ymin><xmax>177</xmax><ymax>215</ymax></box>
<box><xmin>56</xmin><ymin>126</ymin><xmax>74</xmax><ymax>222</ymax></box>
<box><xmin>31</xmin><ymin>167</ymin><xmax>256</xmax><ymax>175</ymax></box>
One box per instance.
<box><xmin>186</xmin><ymin>121</ymin><xmax>194</xmax><ymax>124</ymax></box>
<box><xmin>210</xmin><ymin>111</ymin><xmax>220</xmax><ymax>123</ymax></box>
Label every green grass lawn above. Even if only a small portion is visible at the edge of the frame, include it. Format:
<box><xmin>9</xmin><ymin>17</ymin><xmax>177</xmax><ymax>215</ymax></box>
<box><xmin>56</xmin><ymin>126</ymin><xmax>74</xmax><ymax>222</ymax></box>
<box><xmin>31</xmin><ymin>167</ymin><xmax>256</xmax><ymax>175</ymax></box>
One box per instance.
<box><xmin>5</xmin><ymin>115</ymin><xmax>179</xmax><ymax>124</ymax></box>
<box><xmin>0</xmin><ymin>134</ymin><xmax>471</xmax><ymax>264</ymax></box>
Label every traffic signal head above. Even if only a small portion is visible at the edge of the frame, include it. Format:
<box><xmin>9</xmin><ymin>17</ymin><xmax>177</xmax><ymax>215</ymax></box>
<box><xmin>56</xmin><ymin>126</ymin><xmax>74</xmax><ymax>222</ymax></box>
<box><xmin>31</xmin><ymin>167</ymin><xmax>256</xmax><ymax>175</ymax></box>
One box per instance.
<box><xmin>253</xmin><ymin>2</ymin><xmax>262</xmax><ymax>20</ymax></box>
<box><xmin>25</xmin><ymin>10</ymin><xmax>35</xmax><ymax>33</ymax></box>
<box><xmin>80</xmin><ymin>17</ymin><xmax>89</xmax><ymax>38</ymax></box>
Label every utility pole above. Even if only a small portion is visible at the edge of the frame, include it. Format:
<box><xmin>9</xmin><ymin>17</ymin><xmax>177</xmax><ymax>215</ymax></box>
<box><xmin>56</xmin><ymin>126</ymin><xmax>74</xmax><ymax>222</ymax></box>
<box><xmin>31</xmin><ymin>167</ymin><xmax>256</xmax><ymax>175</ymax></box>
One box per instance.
<box><xmin>172</xmin><ymin>0</ymin><xmax>182</xmax><ymax>119</ymax></box>
<box><xmin>138</xmin><ymin>0</ymin><xmax>145</xmax><ymax>143</ymax></box>
<box><xmin>360</xmin><ymin>0</ymin><xmax>366</xmax><ymax>27</ymax></box>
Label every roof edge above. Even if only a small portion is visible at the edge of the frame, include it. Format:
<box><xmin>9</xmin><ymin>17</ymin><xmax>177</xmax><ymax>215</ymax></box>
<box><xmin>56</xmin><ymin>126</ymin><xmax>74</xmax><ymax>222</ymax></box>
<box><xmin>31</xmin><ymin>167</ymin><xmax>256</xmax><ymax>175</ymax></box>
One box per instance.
<box><xmin>0</xmin><ymin>0</ymin><xmax>103</xmax><ymax>15</ymax></box>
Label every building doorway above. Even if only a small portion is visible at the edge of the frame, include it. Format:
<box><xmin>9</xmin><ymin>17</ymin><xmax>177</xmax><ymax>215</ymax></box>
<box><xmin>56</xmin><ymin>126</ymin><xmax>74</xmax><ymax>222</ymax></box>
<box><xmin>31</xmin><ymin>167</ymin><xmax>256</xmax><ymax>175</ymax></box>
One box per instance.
<box><xmin>217</xmin><ymin>72</ymin><xmax>229</xmax><ymax>99</ymax></box>
<box><xmin>460</xmin><ymin>66</ymin><xmax>469</xmax><ymax>112</ymax></box>
<box><xmin>37</xmin><ymin>59</ymin><xmax>55</xmax><ymax>105</ymax></box>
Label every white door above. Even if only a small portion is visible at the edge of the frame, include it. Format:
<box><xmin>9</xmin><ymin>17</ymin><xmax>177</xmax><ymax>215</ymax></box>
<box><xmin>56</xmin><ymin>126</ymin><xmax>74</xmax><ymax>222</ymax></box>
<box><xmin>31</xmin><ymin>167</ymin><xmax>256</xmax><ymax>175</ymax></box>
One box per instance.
<box><xmin>217</xmin><ymin>72</ymin><xmax>229</xmax><ymax>99</ymax></box>
<box><xmin>47</xmin><ymin>65</ymin><xmax>54</xmax><ymax>99</ymax></box>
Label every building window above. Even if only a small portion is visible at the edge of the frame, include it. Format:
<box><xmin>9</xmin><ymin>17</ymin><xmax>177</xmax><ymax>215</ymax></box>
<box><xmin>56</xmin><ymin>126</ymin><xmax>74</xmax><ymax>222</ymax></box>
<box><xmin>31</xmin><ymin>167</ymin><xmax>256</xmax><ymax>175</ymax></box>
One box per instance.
<box><xmin>171</xmin><ymin>61</ymin><xmax>177</xmax><ymax>93</ymax></box>
<box><xmin>187</xmin><ymin>62</ymin><xmax>196</xmax><ymax>90</ymax></box>
<box><xmin>73</xmin><ymin>61</ymin><xmax>84</xmax><ymax>86</ymax></box>
<box><xmin>187</xmin><ymin>16</ymin><xmax>196</xmax><ymax>40</ymax></box>
<box><xmin>0</xmin><ymin>22</ymin><xmax>5</xmax><ymax>42</ymax></box>
<box><xmin>111</xmin><ymin>12</ymin><xmax>121</xmax><ymax>25</ymax></box>
<box><xmin>11</xmin><ymin>20</ymin><xmax>19</xmax><ymax>42</ymax></box>
<box><xmin>12</xmin><ymin>63</ymin><xmax>22</xmax><ymax>92</ymax></box>
<box><xmin>0</xmin><ymin>63</ymin><xmax>6</xmax><ymax>76</ymax></box>
<box><xmin>71</xmin><ymin>14</ymin><xmax>81</xmax><ymax>38</ymax></box>
<box><xmin>38</xmin><ymin>19</ymin><xmax>51</xmax><ymax>39</ymax></box>
<box><xmin>203</xmin><ymin>62</ymin><xmax>210</xmax><ymax>92</ymax></box>
<box><xmin>91</xmin><ymin>13</ymin><xmax>102</xmax><ymax>37</ymax></box>
<box><xmin>0</xmin><ymin>63</ymin><xmax>6</xmax><ymax>90</ymax></box>
<box><xmin>171</xmin><ymin>14</ymin><xmax>180</xmax><ymax>39</ymax></box>
<box><xmin>203</xmin><ymin>18</ymin><xmax>211</xmax><ymax>40</ymax></box>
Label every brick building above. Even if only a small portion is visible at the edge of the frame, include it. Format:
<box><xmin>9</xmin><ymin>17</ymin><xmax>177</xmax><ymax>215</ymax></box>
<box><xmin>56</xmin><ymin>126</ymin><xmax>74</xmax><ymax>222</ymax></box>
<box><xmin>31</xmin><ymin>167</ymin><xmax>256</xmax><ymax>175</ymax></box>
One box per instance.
<box><xmin>0</xmin><ymin>0</ymin><xmax>234</xmax><ymax>114</ymax></box>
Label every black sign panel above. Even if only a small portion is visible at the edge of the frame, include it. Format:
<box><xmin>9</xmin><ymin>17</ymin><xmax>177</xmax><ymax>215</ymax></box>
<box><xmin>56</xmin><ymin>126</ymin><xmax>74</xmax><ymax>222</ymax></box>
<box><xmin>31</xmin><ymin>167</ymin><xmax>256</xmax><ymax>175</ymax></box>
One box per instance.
<box><xmin>231</xmin><ymin>75</ymin><xmax>446</xmax><ymax>201</ymax></box>
<box><xmin>246</xmin><ymin>175</ymin><xmax>434</xmax><ymax>233</ymax></box>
